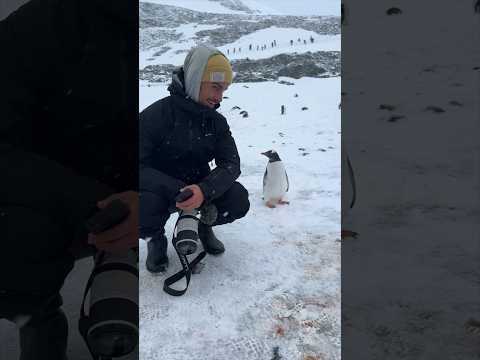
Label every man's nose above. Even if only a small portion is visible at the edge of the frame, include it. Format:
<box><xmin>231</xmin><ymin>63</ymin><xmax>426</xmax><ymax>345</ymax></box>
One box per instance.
<box><xmin>213</xmin><ymin>91</ymin><xmax>223</xmax><ymax>102</ymax></box>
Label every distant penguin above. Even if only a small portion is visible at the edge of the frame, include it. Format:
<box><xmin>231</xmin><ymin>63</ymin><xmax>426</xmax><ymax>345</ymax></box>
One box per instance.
<box><xmin>261</xmin><ymin>150</ymin><xmax>289</xmax><ymax>208</ymax></box>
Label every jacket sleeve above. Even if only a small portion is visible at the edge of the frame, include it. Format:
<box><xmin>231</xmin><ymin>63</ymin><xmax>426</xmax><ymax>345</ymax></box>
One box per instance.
<box><xmin>139</xmin><ymin>103</ymin><xmax>186</xmax><ymax>200</ymax></box>
<box><xmin>198</xmin><ymin>118</ymin><xmax>241</xmax><ymax>202</ymax></box>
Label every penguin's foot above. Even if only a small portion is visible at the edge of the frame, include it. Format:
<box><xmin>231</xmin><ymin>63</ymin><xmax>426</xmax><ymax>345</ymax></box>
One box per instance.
<box><xmin>266</xmin><ymin>201</ymin><xmax>276</xmax><ymax>208</ymax></box>
<box><xmin>278</xmin><ymin>199</ymin><xmax>290</xmax><ymax>205</ymax></box>
<box><xmin>341</xmin><ymin>230</ymin><xmax>359</xmax><ymax>239</ymax></box>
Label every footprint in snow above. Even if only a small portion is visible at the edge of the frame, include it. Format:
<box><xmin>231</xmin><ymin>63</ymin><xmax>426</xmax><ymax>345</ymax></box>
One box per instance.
<box><xmin>424</xmin><ymin>106</ymin><xmax>445</xmax><ymax>113</ymax></box>
<box><xmin>449</xmin><ymin>100</ymin><xmax>463</xmax><ymax>107</ymax></box>
<box><xmin>379</xmin><ymin>104</ymin><xmax>396</xmax><ymax>111</ymax></box>
<box><xmin>271</xmin><ymin>346</ymin><xmax>282</xmax><ymax>360</ymax></box>
<box><xmin>388</xmin><ymin>115</ymin><xmax>405</xmax><ymax>122</ymax></box>
<box><xmin>386</xmin><ymin>7</ymin><xmax>402</xmax><ymax>15</ymax></box>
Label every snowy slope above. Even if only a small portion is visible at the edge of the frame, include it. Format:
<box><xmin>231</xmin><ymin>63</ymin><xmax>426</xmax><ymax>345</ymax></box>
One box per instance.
<box><xmin>143</xmin><ymin>0</ymin><xmax>339</xmax><ymax>16</ymax></box>
<box><xmin>143</xmin><ymin>0</ymin><xmax>248</xmax><ymax>14</ymax></box>
<box><xmin>141</xmin><ymin>25</ymin><xmax>340</xmax><ymax>67</ymax></box>
<box><xmin>139</xmin><ymin>2</ymin><xmax>340</xmax><ymax>70</ymax></box>
<box><xmin>139</xmin><ymin>76</ymin><xmax>341</xmax><ymax>360</ymax></box>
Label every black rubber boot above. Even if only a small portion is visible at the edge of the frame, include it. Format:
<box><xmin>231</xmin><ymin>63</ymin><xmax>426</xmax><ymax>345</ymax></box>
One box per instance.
<box><xmin>146</xmin><ymin>233</ymin><xmax>168</xmax><ymax>273</ymax></box>
<box><xmin>198</xmin><ymin>223</ymin><xmax>225</xmax><ymax>255</ymax></box>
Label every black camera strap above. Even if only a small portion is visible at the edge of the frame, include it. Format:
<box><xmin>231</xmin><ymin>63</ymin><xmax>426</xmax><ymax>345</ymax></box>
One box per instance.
<box><xmin>163</xmin><ymin>214</ymin><xmax>206</xmax><ymax>296</ymax></box>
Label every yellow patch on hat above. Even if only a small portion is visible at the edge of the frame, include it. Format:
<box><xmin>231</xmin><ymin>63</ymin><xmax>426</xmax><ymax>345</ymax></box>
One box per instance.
<box><xmin>202</xmin><ymin>54</ymin><xmax>233</xmax><ymax>84</ymax></box>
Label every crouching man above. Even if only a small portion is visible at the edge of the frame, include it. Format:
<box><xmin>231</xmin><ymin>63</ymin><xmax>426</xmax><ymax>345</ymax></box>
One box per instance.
<box><xmin>139</xmin><ymin>44</ymin><xmax>250</xmax><ymax>272</ymax></box>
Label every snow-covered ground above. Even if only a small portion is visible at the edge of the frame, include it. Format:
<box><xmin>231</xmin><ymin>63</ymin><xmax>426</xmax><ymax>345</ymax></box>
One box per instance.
<box><xmin>142</xmin><ymin>0</ymin><xmax>243</xmax><ymax>14</ymax></box>
<box><xmin>139</xmin><ymin>76</ymin><xmax>341</xmax><ymax>359</ymax></box>
<box><xmin>341</xmin><ymin>1</ymin><xmax>480</xmax><ymax>358</ymax></box>
<box><xmin>140</xmin><ymin>25</ymin><xmax>340</xmax><ymax>68</ymax></box>
<box><xmin>217</xmin><ymin>28</ymin><xmax>340</xmax><ymax>61</ymax></box>
<box><xmin>144</xmin><ymin>0</ymin><xmax>339</xmax><ymax>16</ymax></box>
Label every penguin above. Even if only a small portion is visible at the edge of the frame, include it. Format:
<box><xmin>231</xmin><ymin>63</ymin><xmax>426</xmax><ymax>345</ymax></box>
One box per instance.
<box><xmin>261</xmin><ymin>150</ymin><xmax>289</xmax><ymax>208</ymax></box>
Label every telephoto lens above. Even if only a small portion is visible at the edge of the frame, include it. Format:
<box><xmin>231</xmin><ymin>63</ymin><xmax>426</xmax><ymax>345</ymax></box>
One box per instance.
<box><xmin>173</xmin><ymin>189</ymin><xmax>200</xmax><ymax>255</ymax></box>
<box><xmin>173</xmin><ymin>210</ymin><xmax>200</xmax><ymax>255</ymax></box>
<box><xmin>82</xmin><ymin>250</ymin><xmax>139</xmax><ymax>358</ymax></box>
<box><xmin>80</xmin><ymin>199</ymin><xmax>138</xmax><ymax>359</ymax></box>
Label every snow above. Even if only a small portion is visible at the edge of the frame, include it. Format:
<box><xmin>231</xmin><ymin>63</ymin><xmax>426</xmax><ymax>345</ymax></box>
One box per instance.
<box><xmin>139</xmin><ymin>77</ymin><xmax>341</xmax><ymax>359</ymax></box>
<box><xmin>241</xmin><ymin>0</ymin><xmax>340</xmax><ymax>16</ymax></box>
<box><xmin>218</xmin><ymin>27</ymin><xmax>340</xmax><ymax>61</ymax></box>
<box><xmin>140</xmin><ymin>25</ymin><xmax>340</xmax><ymax>67</ymax></box>
<box><xmin>341</xmin><ymin>1</ymin><xmax>480</xmax><ymax>358</ymax></box>
<box><xmin>142</xmin><ymin>0</ymin><xmax>246</xmax><ymax>14</ymax></box>
<box><xmin>140</xmin><ymin>23</ymin><xmax>224</xmax><ymax>68</ymax></box>
<box><xmin>142</xmin><ymin>0</ymin><xmax>339</xmax><ymax>16</ymax></box>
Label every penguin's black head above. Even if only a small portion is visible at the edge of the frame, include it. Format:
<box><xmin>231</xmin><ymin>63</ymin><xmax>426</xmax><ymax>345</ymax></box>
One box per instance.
<box><xmin>261</xmin><ymin>150</ymin><xmax>281</xmax><ymax>162</ymax></box>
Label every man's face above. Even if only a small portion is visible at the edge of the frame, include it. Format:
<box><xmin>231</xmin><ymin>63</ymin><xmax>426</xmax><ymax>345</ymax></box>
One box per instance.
<box><xmin>198</xmin><ymin>81</ymin><xmax>228</xmax><ymax>108</ymax></box>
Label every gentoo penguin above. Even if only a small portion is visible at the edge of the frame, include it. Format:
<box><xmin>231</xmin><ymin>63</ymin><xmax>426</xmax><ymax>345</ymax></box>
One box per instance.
<box><xmin>261</xmin><ymin>150</ymin><xmax>289</xmax><ymax>208</ymax></box>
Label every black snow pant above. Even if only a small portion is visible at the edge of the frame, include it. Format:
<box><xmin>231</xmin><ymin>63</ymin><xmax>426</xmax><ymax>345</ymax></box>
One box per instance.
<box><xmin>140</xmin><ymin>177</ymin><xmax>250</xmax><ymax>253</ymax></box>
<box><xmin>0</xmin><ymin>146</ymin><xmax>116</xmax><ymax>360</ymax></box>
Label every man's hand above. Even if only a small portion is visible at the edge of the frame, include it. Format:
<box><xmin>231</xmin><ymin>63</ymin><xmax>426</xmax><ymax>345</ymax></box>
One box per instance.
<box><xmin>176</xmin><ymin>184</ymin><xmax>204</xmax><ymax>211</ymax></box>
<box><xmin>88</xmin><ymin>191</ymin><xmax>139</xmax><ymax>254</ymax></box>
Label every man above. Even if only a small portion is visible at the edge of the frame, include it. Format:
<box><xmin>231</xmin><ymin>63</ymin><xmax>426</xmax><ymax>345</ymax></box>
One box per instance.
<box><xmin>140</xmin><ymin>44</ymin><xmax>250</xmax><ymax>273</ymax></box>
<box><xmin>0</xmin><ymin>0</ymin><xmax>138</xmax><ymax>359</ymax></box>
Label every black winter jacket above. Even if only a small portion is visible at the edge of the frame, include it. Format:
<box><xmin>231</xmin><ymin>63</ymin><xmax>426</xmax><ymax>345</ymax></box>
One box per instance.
<box><xmin>0</xmin><ymin>0</ymin><xmax>137</xmax><ymax>309</ymax></box>
<box><xmin>139</xmin><ymin>69</ymin><xmax>241</xmax><ymax>203</ymax></box>
<box><xmin>0</xmin><ymin>0</ymin><xmax>137</xmax><ymax>192</ymax></box>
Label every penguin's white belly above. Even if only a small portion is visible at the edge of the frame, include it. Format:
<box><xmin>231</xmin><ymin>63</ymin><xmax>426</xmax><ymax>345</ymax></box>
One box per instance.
<box><xmin>263</xmin><ymin>162</ymin><xmax>288</xmax><ymax>200</ymax></box>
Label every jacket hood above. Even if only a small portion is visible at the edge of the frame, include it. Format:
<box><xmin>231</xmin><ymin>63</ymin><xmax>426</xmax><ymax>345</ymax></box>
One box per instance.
<box><xmin>182</xmin><ymin>44</ymin><xmax>228</xmax><ymax>102</ymax></box>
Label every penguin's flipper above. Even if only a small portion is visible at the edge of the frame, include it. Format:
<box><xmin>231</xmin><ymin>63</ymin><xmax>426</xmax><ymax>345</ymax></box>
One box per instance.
<box><xmin>285</xmin><ymin>171</ymin><xmax>289</xmax><ymax>192</ymax></box>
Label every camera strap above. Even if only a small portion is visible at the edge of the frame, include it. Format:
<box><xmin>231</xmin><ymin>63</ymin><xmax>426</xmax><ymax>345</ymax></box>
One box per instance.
<box><xmin>163</xmin><ymin>214</ymin><xmax>206</xmax><ymax>296</ymax></box>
